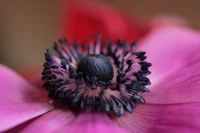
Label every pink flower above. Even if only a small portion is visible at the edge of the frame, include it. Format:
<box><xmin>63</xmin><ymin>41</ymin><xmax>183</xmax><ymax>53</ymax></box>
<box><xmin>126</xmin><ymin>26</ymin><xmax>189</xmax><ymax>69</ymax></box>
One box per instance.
<box><xmin>1</xmin><ymin>26</ymin><xmax>200</xmax><ymax>133</ymax></box>
<box><xmin>1</xmin><ymin>1</ymin><xmax>200</xmax><ymax>133</ymax></box>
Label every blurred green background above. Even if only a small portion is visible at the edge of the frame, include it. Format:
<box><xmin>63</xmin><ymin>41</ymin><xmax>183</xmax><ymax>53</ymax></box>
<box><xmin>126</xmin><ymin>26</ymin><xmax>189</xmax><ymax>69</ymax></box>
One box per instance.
<box><xmin>0</xmin><ymin>0</ymin><xmax>199</xmax><ymax>72</ymax></box>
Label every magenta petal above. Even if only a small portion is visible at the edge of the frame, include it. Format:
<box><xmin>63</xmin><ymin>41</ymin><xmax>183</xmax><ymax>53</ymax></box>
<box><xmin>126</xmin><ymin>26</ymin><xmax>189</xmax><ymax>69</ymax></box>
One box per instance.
<box><xmin>138</xmin><ymin>27</ymin><xmax>200</xmax><ymax>85</ymax></box>
<box><xmin>113</xmin><ymin>27</ymin><xmax>200</xmax><ymax>133</ymax></box>
<box><xmin>115</xmin><ymin>103</ymin><xmax>200</xmax><ymax>133</ymax></box>
<box><xmin>0</xmin><ymin>64</ymin><xmax>54</xmax><ymax>132</ymax></box>
<box><xmin>137</xmin><ymin>27</ymin><xmax>200</xmax><ymax>104</ymax></box>
<box><xmin>144</xmin><ymin>60</ymin><xmax>200</xmax><ymax>104</ymax></box>
<box><xmin>20</xmin><ymin>109</ymin><xmax>75</xmax><ymax>133</ymax></box>
<box><xmin>64</xmin><ymin>112</ymin><xmax>127</xmax><ymax>133</ymax></box>
<box><xmin>21</xmin><ymin>111</ymin><xmax>126</xmax><ymax>133</ymax></box>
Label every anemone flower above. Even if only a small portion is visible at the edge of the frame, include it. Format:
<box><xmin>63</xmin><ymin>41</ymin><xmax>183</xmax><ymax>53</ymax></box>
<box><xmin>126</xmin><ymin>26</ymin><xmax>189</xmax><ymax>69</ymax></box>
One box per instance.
<box><xmin>1</xmin><ymin>26</ymin><xmax>200</xmax><ymax>133</ymax></box>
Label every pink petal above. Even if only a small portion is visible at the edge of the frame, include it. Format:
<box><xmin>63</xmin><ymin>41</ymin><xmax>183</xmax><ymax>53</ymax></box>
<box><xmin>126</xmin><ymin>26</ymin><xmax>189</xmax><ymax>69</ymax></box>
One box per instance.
<box><xmin>20</xmin><ymin>109</ymin><xmax>75</xmax><ymax>133</ymax></box>
<box><xmin>114</xmin><ymin>103</ymin><xmax>200</xmax><ymax>133</ymax></box>
<box><xmin>113</xmin><ymin>27</ymin><xmax>200</xmax><ymax>133</ymax></box>
<box><xmin>64</xmin><ymin>112</ymin><xmax>127</xmax><ymax>133</ymax></box>
<box><xmin>144</xmin><ymin>60</ymin><xmax>200</xmax><ymax>104</ymax></box>
<box><xmin>138</xmin><ymin>27</ymin><xmax>200</xmax><ymax>85</ymax></box>
<box><xmin>21</xmin><ymin>111</ymin><xmax>126</xmax><ymax>133</ymax></box>
<box><xmin>0</xmin><ymin>64</ymin><xmax>54</xmax><ymax>132</ymax></box>
<box><xmin>137</xmin><ymin>27</ymin><xmax>200</xmax><ymax>103</ymax></box>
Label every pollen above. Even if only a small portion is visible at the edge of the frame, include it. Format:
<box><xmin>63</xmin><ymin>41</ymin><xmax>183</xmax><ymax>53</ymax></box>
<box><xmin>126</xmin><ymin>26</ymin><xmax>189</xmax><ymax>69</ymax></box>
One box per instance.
<box><xmin>42</xmin><ymin>35</ymin><xmax>151</xmax><ymax>117</ymax></box>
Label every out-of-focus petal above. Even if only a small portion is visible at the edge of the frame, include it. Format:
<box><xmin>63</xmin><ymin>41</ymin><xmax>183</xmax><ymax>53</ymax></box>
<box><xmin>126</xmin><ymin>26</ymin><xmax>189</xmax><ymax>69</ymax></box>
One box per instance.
<box><xmin>114</xmin><ymin>103</ymin><xmax>200</xmax><ymax>133</ymax></box>
<box><xmin>20</xmin><ymin>109</ymin><xmax>75</xmax><ymax>133</ymax></box>
<box><xmin>19</xmin><ymin>68</ymin><xmax>44</xmax><ymax>88</ymax></box>
<box><xmin>61</xmin><ymin>1</ymin><xmax>149</xmax><ymax>43</ymax></box>
<box><xmin>0</xmin><ymin>64</ymin><xmax>54</xmax><ymax>132</ymax></box>
<box><xmin>63</xmin><ymin>112</ymin><xmax>127</xmax><ymax>133</ymax></box>
<box><xmin>3</xmin><ymin>119</ymin><xmax>36</xmax><ymax>133</ymax></box>
<box><xmin>138</xmin><ymin>27</ymin><xmax>200</xmax><ymax>87</ymax></box>
<box><xmin>147</xmin><ymin>15</ymin><xmax>189</xmax><ymax>29</ymax></box>
<box><xmin>138</xmin><ymin>27</ymin><xmax>200</xmax><ymax>103</ymax></box>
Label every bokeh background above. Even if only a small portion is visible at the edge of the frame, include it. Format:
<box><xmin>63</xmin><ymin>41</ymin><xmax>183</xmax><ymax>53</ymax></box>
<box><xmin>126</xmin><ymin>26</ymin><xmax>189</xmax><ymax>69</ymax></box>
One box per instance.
<box><xmin>0</xmin><ymin>0</ymin><xmax>200</xmax><ymax>72</ymax></box>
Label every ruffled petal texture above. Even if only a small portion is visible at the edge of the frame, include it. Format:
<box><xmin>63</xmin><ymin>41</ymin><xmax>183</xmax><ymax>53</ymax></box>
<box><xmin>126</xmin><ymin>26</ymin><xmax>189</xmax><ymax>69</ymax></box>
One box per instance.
<box><xmin>0</xmin><ymin>64</ymin><xmax>54</xmax><ymax>132</ymax></box>
<box><xmin>61</xmin><ymin>1</ymin><xmax>149</xmax><ymax>43</ymax></box>
<box><xmin>112</xmin><ymin>27</ymin><xmax>200</xmax><ymax>133</ymax></box>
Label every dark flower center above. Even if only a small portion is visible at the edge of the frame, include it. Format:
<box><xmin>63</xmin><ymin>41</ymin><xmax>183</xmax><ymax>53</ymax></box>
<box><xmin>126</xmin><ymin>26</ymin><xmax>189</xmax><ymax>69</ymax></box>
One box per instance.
<box><xmin>42</xmin><ymin>36</ymin><xmax>152</xmax><ymax>117</ymax></box>
<box><xmin>77</xmin><ymin>54</ymin><xmax>114</xmax><ymax>82</ymax></box>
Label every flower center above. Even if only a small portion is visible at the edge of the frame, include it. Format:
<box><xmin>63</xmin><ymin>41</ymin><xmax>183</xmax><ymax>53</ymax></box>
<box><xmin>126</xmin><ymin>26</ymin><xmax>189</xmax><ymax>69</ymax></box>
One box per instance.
<box><xmin>42</xmin><ymin>37</ymin><xmax>152</xmax><ymax>117</ymax></box>
<box><xmin>77</xmin><ymin>54</ymin><xmax>114</xmax><ymax>82</ymax></box>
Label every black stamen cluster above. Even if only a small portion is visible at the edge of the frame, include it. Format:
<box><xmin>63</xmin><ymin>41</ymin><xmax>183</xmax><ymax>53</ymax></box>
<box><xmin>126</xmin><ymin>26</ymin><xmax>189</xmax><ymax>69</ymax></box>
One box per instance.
<box><xmin>42</xmin><ymin>37</ymin><xmax>151</xmax><ymax>117</ymax></box>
